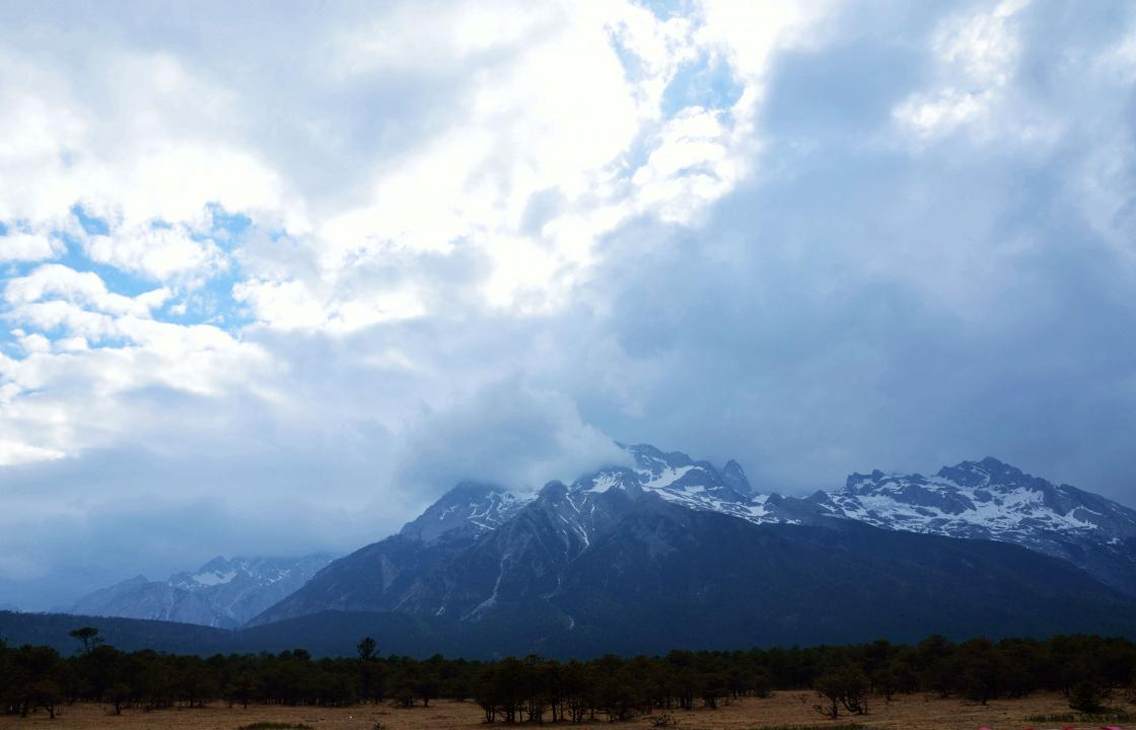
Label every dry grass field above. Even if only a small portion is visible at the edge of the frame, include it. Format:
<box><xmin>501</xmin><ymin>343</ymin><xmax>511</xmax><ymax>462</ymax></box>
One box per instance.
<box><xmin>1</xmin><ymin>691</ymin><xmax>1130</xmax><ymax>730</ymax></box>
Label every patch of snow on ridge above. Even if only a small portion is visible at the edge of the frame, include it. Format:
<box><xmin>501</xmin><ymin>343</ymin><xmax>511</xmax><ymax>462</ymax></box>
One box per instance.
<box><xmin>825</xmin><ymin>467</ymin><xmax>1108</xmax><ymax>540</ymax></box>
<box><xmin>640</xmin><ymin>464</ymin><xmax>696</xmax><ymax>489</ymax></box>
<box><xmin>744</xmin><ymin>494</ymin><xmax>773</xmax><ymax>520</ymax></box>
<box><xmin>587</xmin><ymin>472</ymin><xmax>621</xmax><ymax>493</ymax></box>
<box><xmin>190</xmin><ymin>570</ymin><xmax>238</xmax><ymax>587</ymax></box>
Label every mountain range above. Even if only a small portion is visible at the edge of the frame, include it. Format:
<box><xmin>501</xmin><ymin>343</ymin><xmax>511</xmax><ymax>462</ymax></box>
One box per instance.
<box><xmin>240</xmin><ymin>444</ymin><xmax>1136</xmax><ymax>655</ymax></box>
<box><xmin>67</xmin><ymin>554</ymin><xmax>334</xmax><ymax>629</ymax></box>
<box><xmin>42</xmin><ymin>444</ymin><xmax>1136</xmax><ymax>656</ymax></box>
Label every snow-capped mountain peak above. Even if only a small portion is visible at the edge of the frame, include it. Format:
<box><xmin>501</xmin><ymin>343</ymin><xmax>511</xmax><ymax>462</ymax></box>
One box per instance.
<box><xmin>812</xmin><ymin>457</ymin><xmax>1136</xmax><ymax>593</ymax></box>
<box><xmin>560</xmin><ymin>444</ymin><xmax>764</xmax><ymax>524</ymax></box>
<box><xmin>171</xmin><ymin>556</ymin><xmax>241</xmax><ymax>590</ymax></box>
<box><xmin>936</xmin><ymin>456</ymin><xmax>1029</xmax><ymax>488</ymax></box>
<box><xmin>830</xmin><ymin>458</ymin><xmax>1136</xmax><ymax>540</ymax></box>
<box><xmin>400</xmin><ymin>481</ymin><xmax>530</xmax><ymax>545</ymax></box>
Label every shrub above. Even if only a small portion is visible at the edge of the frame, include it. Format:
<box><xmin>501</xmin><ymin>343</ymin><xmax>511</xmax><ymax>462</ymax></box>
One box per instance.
<box><xmin>1069</xmin><ymin>679</ymin><xmax>1107</xmax><ymax>713</ymax></box>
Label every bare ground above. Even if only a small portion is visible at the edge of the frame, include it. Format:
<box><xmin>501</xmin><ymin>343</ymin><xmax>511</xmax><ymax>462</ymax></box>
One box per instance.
<box><xmin>0</xmin><ymin>691</ymin><xmax>1127</xmax><ymax>730</ymax></box>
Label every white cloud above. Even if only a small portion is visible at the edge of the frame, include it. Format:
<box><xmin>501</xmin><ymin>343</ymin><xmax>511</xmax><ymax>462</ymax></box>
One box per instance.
<box><xmin>317</xmin><ymin>2</ymin><xmax>655</xmax><ymax>309</ymax></box>
<box><xmin>0</xmin><ymin>231</ymin><xmax>63</xmax><ymax>262</ymax></box>
<box><xmin>5</xmin><ymin>264</ymin><xmax>168</xmax><ymax>318</ymax></box>
<box><xmin>696</xmin><ymin>0</ymin><xmax>832</xmax><ymax>81</ymax></box>
<box><xmin>935</xmin><ymin>0</ymin><xmax>1028</xmax><ymax>87</ymax></box>
<box><xmin>893</xmin><ymin>88</ymin><xmax>991</xmax><ymax>138</ymax></box>
<box><xmin>81</xmin><ymin>224</ymin><xmax>226</xmax><ymax>285</ymax></box>
<box><xmin>232</xmin><ymin>275</ymin><xmax>427</xmax><ymax>332</ymax></box>
<box><xmin>0</xmin><ymin>439</ymin><xmax>65</xmax><ymax>466</ymax></box>
<box><xmin>395</xmin><ymin>380</ymin><xmax>631</xmax><ymax>492</ymax></box>
<box><xmin>0</xmin><ymin>41</ymin><xmax>294</xmax><ymax>291</ymax></box>
<box><xmin>892</xmin><ymin>0</ymin><xmax>1035</xmax><ymax>142</ymax></box>
<box><xmin>631</xmin><ymin>107</ymin><xmax>739</xmax><ymax>223</ymax></box>
<box><xmin>2</xmin><ymin>0</ymin><xmax>819</xmax><ymax>331</ymax></box>
<box><xmin>333</xmin><ymin>0</ymin><xmax>554</xmax><ymax>76</ymax></box>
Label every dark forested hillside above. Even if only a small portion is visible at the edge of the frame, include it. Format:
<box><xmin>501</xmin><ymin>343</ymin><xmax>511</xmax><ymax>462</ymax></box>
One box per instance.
<box><xmin>0</xmin><ymin>611</ymin><xmax>231</xmax><ymax>655</ymax></box>
<box><xmin>0</xmin><ymin>611</ymin><xmax>450</xmax><ymax>658</ymax></box>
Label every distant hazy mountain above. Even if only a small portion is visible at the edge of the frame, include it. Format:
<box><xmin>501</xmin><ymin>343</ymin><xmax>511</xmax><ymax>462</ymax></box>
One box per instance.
<box><xmin>69</xmin><ymin>554</ymin><xmax>334</xmax><ymax>628</ymax></box>
<box><xmin>248</xmin><ymin>444</ymin><xmax>1136</xmax><ymax>655</ymax></box>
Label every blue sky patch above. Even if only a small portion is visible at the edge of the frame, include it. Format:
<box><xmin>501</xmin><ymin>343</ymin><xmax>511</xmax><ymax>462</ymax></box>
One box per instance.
<box><xmin>661</xmin><ymin>53</ymin><xmax>743</xmax><ymax>117</ymax></box>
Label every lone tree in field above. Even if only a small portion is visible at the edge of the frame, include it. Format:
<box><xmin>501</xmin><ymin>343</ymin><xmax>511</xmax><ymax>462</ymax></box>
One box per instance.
<box><xmin>814</xmin><ymin>665</ymin><xmax>870</xmax><ymax>719</ymax></box>
<box><xmin>356</xmin><ymin>635</ymin><xmax>382</xmax><ymax>703</ymax></box>
<box><xmin>357</xmin><ymin>636</ymin><xmax>378</xmax><ymax>661</ymax></box>
<box><xmin>68</xmin><ymin>626</ymin><xmax>101</xmax><ymax>655</ymax></box>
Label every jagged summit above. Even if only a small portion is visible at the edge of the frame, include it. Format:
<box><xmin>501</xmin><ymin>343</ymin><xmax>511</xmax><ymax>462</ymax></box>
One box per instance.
<box><xmin>561</xmin><ymin>443</ymin><xmax>770</xmax><ymax>525</ymax></box>
<box><xmin>539</xmin><ymin>480</ymin><xmax>569</xmax><ymax>500</ymax></box>
<box><xmin>935</xmin><ymin>456</ymin><xmax>1041</xmax><ymax>489</ymax></box>
<box><xmin>400</xmin><ymin>480</ymin><xmax>527</xmax><ymax>545</ymax></box>
<box><xmin>721</xmin><ymin>459</ymin><xmax>752</xmax><ymax>495</ymax></box>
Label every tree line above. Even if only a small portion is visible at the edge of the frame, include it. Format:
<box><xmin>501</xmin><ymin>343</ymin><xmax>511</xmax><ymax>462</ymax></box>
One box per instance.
<box><xmin>2</xmin><ymin>630</ymin><xmax>1135</xmax><ymax>721</ymax></box>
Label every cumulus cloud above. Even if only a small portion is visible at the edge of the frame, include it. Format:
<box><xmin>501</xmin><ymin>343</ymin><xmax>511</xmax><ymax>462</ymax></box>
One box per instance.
<box><xmin>0</xmin><ymin>231</ymin><xmax>63</xmax><ymax>262</ymax></box>
<box><xmin>1</xmin><ymin>0</ymin><xmax>1134</xmax><ymax>609</ymax></box>
<box><xmin>395</xmin><ymin>380</ymin><xmax>631</xmax><ymax>496</ymax></box>
<box><xmin>5</xmin><ymin>264</ymin><xmax>168</xmax><ymax>318</ymax></box>
<box><xmin>81</xmin><ymin>224</ymin><xmax>227</xmax><ymax>285</ymax></box>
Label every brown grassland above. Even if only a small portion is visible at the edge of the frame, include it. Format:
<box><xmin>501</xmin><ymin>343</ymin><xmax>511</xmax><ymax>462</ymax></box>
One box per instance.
<box><xmin>0</xmin><ymin>691</ymin><xmax>1128</xmax><ymax>730</ymax></box>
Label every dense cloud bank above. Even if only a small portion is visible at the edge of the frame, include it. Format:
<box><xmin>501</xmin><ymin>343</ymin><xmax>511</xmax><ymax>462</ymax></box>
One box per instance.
<box><xmin>0</xmin><ymin>0</ymin><xmax>1134</xmax><ymax>608</ymax></box>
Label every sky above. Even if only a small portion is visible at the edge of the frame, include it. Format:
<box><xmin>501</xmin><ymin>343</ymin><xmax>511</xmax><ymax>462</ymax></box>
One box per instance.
<box><xmin>0</xmin><ymin>0</ymin><xmax>1134</xmax><ymax>609</ymax></box>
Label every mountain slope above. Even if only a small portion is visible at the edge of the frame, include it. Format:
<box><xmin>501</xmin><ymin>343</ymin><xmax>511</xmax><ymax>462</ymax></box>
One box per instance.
<box><xmin>546</xmin><ymin>505</ymin><xmax>1136</xmax><ymax>655</ymax></box>
<box><xmin>251</xmin><ymin>483</ymin><xmax>527</xmax><ymax>625</ymax></box>
<box><xmin>69</xmin><ymin>554</ymin><xmax>334</xmax><ymax>628</ymax></box>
